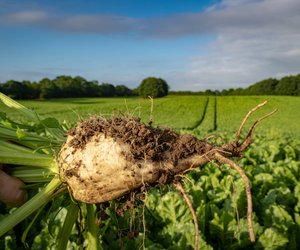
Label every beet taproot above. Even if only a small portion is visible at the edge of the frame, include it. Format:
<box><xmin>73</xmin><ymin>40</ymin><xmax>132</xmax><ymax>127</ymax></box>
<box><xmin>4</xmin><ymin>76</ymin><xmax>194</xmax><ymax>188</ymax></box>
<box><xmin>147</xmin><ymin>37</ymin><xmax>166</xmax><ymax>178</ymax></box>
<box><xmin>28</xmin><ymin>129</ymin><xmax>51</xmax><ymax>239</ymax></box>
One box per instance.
<box><xmin>58</xmin><ymin>101</ymin><xmax>277</xmax><ymax>245</ymax></box>
<box><xmin>58</xmin><ymin>116</ymin><xmax>214</xmax><ymax>204</ymax></box>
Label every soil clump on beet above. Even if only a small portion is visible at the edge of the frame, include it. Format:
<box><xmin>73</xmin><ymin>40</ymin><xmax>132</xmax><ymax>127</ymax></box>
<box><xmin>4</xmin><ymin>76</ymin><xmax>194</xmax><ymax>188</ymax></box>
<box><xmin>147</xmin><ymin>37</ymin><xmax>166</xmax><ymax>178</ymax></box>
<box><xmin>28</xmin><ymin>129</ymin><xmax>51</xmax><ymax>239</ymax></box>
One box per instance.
<box><xmin>68</xmin><ymin>117</ymin><xmax>211</xmax><ymax>165</ymax></box>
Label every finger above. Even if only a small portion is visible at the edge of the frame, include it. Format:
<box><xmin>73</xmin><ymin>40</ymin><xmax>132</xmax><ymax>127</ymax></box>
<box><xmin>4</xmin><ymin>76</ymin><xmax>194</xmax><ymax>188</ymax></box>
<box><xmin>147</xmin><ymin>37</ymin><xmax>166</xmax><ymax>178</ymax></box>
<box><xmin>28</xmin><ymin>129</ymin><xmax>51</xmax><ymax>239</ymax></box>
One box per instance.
<box><xmin>0</xmin><ymin>170</ymin><xmax>28</xmax><ymax>207</ymax></box>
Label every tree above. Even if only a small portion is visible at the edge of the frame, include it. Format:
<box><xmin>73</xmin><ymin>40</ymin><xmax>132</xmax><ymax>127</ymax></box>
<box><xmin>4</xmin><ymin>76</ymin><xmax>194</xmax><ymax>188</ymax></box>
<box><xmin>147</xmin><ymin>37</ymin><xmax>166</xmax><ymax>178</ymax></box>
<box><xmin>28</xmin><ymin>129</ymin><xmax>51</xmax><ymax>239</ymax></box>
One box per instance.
<box><xmin>275</xmin><ymin>74</ymin><xmax>300</xmax><ymax>96</ymax></box>
<box><xmin>98</xmin><ymin>83</ymin><xmax>116</xmax><ymax>97</ymax></box>
<box><xmin>295</xmin><ymin>74</ymin><xmax>300</xmax><ymax>96</ymax></box>
<box><xmin>1</xmin><ymin>80</ymin><xmax>38</xmax><ymax>99</ymax></box>
<box><xmin>39</xmin><ymin>78</ymin><xmax>60</xmax><ymax>99</ymax></box>
<box><xmin>204</xmin><ymin>89</ymin><xmax>215</xmax><ymax>96</ymax></box>
<box><xmin>138</xmin><ymin>77</ymin><xmax>169</xmax><ymax>98</ymax></box>
<box><xmin>53</xmin><ymin>75</ymin><xmax>77</xmax><ymax>98</ymax></box>
<box><xmin>246</xmin><ymin>78</ymin><xmax>278</xmax><ymax>95</ymax></box>
<box><xmin>82</xmin><ymin>80</ymin><xmax>101</xmax><ymax>97</ymax></box>
<box><xmin>115</xmin><ymin>85</ymin><xmax>134</xmax><ymax>96</ymax></box>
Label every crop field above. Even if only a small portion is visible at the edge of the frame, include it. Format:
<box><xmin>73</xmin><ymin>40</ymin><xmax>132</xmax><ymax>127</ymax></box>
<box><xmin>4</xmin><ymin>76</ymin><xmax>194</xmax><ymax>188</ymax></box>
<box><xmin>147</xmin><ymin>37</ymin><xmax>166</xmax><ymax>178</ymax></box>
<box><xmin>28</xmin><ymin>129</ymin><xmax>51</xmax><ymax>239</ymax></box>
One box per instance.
<box><xmin>1</xmin><ymin>95</ymin><xmax>299</xmax><ymax>135</ymax></box>
<box><xmin>1</xmin><ymin>95</ymin><xmax>300</xmax><ymax>249</ymax></box>
<box><xmin>0</xmin><ymin>96</ymin><xmax>209</xmax><ymax>130</ymax></box>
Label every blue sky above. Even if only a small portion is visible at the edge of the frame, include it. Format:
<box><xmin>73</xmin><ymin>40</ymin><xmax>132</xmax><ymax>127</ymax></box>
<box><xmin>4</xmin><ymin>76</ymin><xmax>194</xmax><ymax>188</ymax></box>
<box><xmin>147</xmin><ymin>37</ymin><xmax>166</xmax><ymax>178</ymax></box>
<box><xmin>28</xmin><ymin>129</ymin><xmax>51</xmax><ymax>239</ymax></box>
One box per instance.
<box><xmin>1</xmin><ymin>0</ymin><xmax>300</xmax><ymax>91</ymax></box>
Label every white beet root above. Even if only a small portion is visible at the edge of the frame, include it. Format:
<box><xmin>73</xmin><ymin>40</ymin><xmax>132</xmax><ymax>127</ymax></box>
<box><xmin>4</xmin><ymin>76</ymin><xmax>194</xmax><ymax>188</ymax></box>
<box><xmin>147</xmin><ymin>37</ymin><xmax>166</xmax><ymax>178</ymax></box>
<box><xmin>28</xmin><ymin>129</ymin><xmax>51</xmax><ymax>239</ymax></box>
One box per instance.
<box><xmin>58</xmin><ymin>132</ymin><xmax>211</xmax><ymax>204</ymax></box>
<box><xmin>58</xmin><ymin>117</ymin><xmax>211</xmax><ymax>203</ymax></box>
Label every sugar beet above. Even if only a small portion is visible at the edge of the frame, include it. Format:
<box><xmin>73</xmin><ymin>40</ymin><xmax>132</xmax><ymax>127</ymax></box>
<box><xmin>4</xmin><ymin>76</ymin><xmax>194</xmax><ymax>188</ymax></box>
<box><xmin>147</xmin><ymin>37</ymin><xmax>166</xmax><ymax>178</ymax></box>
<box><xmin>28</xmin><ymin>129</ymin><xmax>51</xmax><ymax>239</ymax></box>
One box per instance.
<box><xmin>58</xmin><ymin>101</ymin><xmax>276</xmax><ymax>245</ymax></box>
<box><xmin>58</xmin><ymin>117</ymin><xmax>215</xmax><ymax>204</ymax></box>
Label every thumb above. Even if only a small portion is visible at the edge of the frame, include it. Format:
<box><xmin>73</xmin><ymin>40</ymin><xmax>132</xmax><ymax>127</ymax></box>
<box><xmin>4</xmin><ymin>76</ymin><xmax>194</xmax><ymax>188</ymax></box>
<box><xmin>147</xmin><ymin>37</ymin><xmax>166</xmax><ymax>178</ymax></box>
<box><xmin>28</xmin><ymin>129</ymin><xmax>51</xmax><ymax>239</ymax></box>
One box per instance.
<box><xmin>0</xmin><ymin>170</ymin><xmax>27</xmax><ymax>207</ymax></box>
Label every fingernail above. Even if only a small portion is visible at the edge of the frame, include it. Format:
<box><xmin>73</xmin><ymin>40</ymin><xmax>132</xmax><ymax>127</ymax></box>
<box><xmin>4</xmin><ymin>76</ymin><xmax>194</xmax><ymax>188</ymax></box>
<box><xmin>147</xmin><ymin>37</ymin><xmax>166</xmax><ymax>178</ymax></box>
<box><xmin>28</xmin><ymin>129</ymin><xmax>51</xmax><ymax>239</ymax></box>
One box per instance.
<box><xmin>14</xmin><ymin>189</ymin><xmax>28</xmax><ymax>207</ymax></box>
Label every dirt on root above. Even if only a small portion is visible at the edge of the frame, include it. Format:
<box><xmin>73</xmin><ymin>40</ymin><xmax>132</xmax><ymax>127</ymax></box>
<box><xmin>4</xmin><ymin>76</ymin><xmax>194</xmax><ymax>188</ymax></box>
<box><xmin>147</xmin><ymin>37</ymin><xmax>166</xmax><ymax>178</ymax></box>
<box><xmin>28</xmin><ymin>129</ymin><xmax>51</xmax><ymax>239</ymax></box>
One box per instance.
<box><xmin>68</xmin><ymin>116</ymin><xmax>210</xmax><ymax>165</ymax></box>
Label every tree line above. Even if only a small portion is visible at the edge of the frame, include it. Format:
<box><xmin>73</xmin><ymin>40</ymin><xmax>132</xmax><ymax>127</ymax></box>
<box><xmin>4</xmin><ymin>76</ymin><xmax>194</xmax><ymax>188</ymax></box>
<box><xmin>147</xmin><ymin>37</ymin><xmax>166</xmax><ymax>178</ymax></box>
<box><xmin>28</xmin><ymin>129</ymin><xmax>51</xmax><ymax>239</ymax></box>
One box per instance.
<box><xmin>221</xmin><ymin>74</ymin><xmax>300</xmax><ymax>96</ymax></box>
<box><xmin>171</xmin><ymin>73</ymin><xmax>300</xmax><ymax>96</ymax></box>
<box><xmin>0</xmin><ymin>73</ymin><xmax>299</xmax><ymax>99</ymax></box>
<box><xmin>0</xmin><ymin>76</ymin><xmax>170</xmax><ymax>99</ymax></box>
<box><xmin>0</xmin><ymin>76</ymin><xmax>136</xmax><ymax>99</ymax></box>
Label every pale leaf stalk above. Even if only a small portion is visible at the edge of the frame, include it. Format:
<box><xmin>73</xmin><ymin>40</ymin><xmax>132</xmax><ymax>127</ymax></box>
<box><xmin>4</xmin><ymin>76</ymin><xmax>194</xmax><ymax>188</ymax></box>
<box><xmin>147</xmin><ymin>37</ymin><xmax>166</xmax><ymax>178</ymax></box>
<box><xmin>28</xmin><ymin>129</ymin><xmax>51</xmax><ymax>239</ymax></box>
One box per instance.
<box><xmin>86</xmin><ymin>204</ymin><xmax>101</xmax><ymax>250</ymax></box>
<box><xmin>11</xmin><ymin>167</ymin><xmax>53</xmax><ymax>183</ymax></box>
<box><xmin>0</xmin><ymin>141</ymin><xmax>57</xmax><ymax>170</ymax></box>
<box><xmin>0</xmin><ymin>92</ymin><xmax>40</xmax><ymax>123</ymax></box>
<box><xmin>57</xmin><ymin>202</ymin><xmax>79</xmax><ymax>250</ymax></box>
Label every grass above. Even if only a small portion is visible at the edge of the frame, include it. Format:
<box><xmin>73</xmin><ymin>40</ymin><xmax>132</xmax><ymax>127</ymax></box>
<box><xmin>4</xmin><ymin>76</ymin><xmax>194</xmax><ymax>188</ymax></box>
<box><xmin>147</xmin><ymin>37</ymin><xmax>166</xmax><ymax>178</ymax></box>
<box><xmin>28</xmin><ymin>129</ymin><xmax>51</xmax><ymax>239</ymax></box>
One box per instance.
<box><xmin>1</xmin><ymin>95</ymin><xmax>299</xmax><ymax>137</ymax></box>
<box><xmin>0</xmin><ymin>96</ymin><xmax>208</xmax><ymax>130</ymax></box>
<box><xmin>216</xmin><ymin>96</ymin><xmax>300</xmax><ymax>137</ymax></box>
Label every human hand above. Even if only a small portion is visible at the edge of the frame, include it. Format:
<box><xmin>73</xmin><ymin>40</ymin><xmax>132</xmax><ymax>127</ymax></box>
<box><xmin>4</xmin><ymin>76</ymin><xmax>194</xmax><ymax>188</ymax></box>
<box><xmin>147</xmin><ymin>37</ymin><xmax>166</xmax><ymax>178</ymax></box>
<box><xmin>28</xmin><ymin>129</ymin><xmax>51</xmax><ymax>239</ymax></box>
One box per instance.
<box><xmin>0</xmin><ymin>169</ymin><xmax>27</xmax><ymax>207</ymax></box>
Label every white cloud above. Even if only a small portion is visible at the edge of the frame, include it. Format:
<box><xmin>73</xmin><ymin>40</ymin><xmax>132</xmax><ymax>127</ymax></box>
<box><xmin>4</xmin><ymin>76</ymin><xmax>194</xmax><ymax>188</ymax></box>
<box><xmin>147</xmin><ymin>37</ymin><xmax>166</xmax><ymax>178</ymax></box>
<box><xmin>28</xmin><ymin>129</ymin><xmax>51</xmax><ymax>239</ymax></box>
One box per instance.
<box><xmin>0</xmin><ymin>0</ymin><xmax>300</xmax><ymax>90</ymax></box>
<box><xmin>49</xmin><ymin>14</ymin><xmax>137</xmax><ymax>34</ymax></box>
<box><xmin>164</xmin><ymin>0</ymin><xmax>300</xmax><ymax>90</ymax></box>
<box><xmin>2</xmin><ymin>10</ymin><xmax>47</xmax><ymax>25</ymax></box>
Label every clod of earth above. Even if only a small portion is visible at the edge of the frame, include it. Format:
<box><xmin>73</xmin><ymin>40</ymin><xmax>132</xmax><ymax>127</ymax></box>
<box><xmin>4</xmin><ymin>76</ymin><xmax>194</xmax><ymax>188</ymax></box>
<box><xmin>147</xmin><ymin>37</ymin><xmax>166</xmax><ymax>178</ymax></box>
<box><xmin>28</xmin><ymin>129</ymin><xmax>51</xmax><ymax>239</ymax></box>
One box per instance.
<box><xmin>58</xmin><ymin>101</ymin><xmax>277</xmax><ymax>246</ymax></box>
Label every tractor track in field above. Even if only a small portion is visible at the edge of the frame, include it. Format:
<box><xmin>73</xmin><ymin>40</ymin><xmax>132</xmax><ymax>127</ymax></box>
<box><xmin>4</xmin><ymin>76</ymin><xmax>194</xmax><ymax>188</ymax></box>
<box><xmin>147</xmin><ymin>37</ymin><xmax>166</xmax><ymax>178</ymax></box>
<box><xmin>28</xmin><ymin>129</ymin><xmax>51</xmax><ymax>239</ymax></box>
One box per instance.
<box><xmin>183</xmin><ymin>96</ymin><xmax>209</xmax><ymax>130</ymax></box>
<box><xmin>183</xmin><ymin>96</ymin><xmax>218</xmax><ymax>132</ymax></box>
<box><xmin>213</xmin><ymin>96</ymin><xmax>217</xmax><ymax>131</ymax></box>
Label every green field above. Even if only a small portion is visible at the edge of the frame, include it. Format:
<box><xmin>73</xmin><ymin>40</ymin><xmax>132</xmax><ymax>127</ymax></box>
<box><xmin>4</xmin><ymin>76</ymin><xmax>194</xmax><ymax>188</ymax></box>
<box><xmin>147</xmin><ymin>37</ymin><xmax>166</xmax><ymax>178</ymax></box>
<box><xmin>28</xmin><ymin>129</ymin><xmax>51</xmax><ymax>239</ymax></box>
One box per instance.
<box><xmin>1</xmin><ymin>95</ymin><xmax>300</xmax><ymax>249</ymax></box>
<box><xmin>0</xmin><ymin>96</ymin><xmax>207</xmax><ymax>129</ymax></box>
<box><xmin>1</xmin><ymin>95</ymin><xmax>299</xmax><ymax>138</ymax></box>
